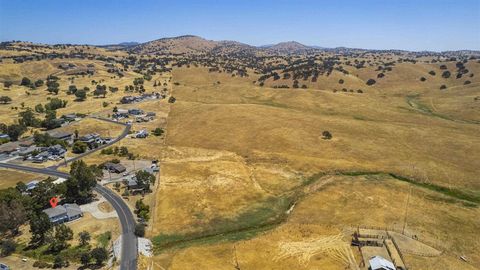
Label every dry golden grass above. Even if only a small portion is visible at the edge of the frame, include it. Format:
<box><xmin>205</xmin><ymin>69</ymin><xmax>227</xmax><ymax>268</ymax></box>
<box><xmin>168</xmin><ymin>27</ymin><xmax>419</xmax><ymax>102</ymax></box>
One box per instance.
<box><xmin>0</xmin><ymin>169</ymin><xmax>42</xmax><ymax>189</ymax></box>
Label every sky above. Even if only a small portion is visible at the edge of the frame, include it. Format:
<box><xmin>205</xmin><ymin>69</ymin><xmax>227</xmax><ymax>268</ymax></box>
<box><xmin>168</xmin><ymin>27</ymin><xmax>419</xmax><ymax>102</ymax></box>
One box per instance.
<box><xmin>0</xmin><ymin>0</ymin><xmax>479</xmax><ymax>51</ymax></box>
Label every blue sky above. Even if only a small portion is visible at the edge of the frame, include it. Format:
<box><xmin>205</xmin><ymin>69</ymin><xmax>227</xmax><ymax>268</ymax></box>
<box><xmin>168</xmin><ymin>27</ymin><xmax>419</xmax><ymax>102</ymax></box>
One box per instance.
<box><xmin>0</xmin><ymin>0</ymin><xmax>479</xmax><ymax>51</ymax></box>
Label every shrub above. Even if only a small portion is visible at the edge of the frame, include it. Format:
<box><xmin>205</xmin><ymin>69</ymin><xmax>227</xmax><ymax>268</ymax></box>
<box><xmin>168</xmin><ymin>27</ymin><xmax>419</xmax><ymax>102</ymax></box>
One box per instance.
<box><xmin>439</xmin><ymin>64</ymin><xmax>447</xmax><ymax>70</ymax></box>
<box><xmin>90</xmin><ymin>247</ymin><xmax>108</xmax><ymax>266</ymax></box>
<box><xmin>322</xmin><ymin>131</ymin><xmax>332</xmax><ymax>140</ymax></box>
<box><xmin>464</xmin><ymin>80</ymin><xmax>471</xmax><ymax>85</ymax></box>
<box><xmin>441</xmin><ymin>71</ymin><xmax>451</xmax><ymax>78</ymax></box>
<box><xmin>440</xmin><ymin>85</ymin><xmax>447</xmax><ymax>90</ymax></box>
<box><xmin>72</xmin><ymin>141</ymin><xmax>88</xmax><ymax>153</ymax></box>
<box><xmin>168</xmin><ymin>96</ymin><xmax>176</xmax><ymax>103</ymax></box>
<box><xmin>428</xmin><ymin>70</ymin><xmax>436</xmax><ymax>76</ymax></box>
<box><xmin>20</xmin><ymin>77</ymin><xmax>31</xmax><ymax>86</ymax></box>
<box><xmin>1</xmin><ymin>239</ymin><xmax>16</xmax><ymax>256</ymax></box>
<box><xmin>152</xmin><ymin>128</ymin><xmax>164</xmax><ymax>136</ymax></box>
<box><xmin>338</xmin><ymin>79</ymin><xmax>344</xmax><ymax>84</ymax></box>
<box><xmin>377</xmin><ymin>73</ymin><xmax>385</xmax><ymax>78</ymax></box>
<box><xmin>134</xmin><ymin>223</ymin><xmax>146</xmax><ymax>237</ymax></box>
<box><xmin>420</xmin><ymin>77</ymin><xmax>426</xmax><ymax>82</ymax></box>
<box><xmin>366</xmin><ymin>79</ymin><xmax>376</xmax><ymax>86</ymax></box>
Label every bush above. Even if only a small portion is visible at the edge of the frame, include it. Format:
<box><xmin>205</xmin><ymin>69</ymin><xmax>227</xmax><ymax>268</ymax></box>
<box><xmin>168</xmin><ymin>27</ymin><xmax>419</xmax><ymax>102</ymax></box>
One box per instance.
<box><xmin>20</xmin><ymin>77</ymin><xmax>31</xmax><ymax>86</ymax></box>
<box><xmin>1</xmin><ymin>239</ymin><xmax>16</xmax><ymax>256</ymax></box>
<box><xmin>338</xmin><ymin>79</ymin><xmax>344</xmax><ymax>84</ymax></box>
<box><xmin>72</xmin><ymin>141</ymin><xmax>88</xmax><ymax>153</ymax></box>
<box><xmin>90</xmin><ymin>247</ymin><xmax>108</xmax><ymax>266</ymax></box>
<box><xmin>322</xmin><ymin>131</ymin><xmax>332</xmax><ymax>140</ymax></box>
<box><xmin>464</xmin><ymin>80</ymin><xmax>471</xmax><ymax>85</ymax></box>
<box><xmin>134</xmin><ymin>223</ymin><xmax>146</xmax><ymax>237</ymax></box>
<box><xmin>53</xmin><ymin>255</ymin><xmax>69</xmax><ymax>268</ymax></box>
<box><xmin>440</xmin><ymin>85</ymin><xmax>447</xmax><ymax>90</ymax></box>
<box><xmin>152</xmin><ymin>128</ymin><xmax>164</xmax><ymax>136</ymax></box>
<box><xmin>441</xmin><ymin>70</ymin><xmax>451</xmax><ymax>78</ymax></box>
<box><xmin>168</xmin><ymin>96</ymin><xmax>176</xmax><ymax>103</ymax></box>
<box><xmin>33</xmin><ymin>261</ymin><xmax>52</xmax><ymax>268</ymax></box>
<box><xmin>377</xmin><ymin>73</ymin><xmax>385</xmax><ymax>78</ymax></box>
<box><xmin>420</xmin><ymin>77</ymin><xmax>426</xmax><ymax>82</ymax></box>
<box><xmin>439</xmin><ymin>64</ymin><xmax>447</xmax><ymax>70</ymax></box>
<box><xmin>366</xmin><ymin>79</ymin><xmax>376</xmax><ymax>86</ymax></box>
<box><xmin>428</xmin><ymin>70</ymin><xmax>436</xmax><ymax>76</ymax></box>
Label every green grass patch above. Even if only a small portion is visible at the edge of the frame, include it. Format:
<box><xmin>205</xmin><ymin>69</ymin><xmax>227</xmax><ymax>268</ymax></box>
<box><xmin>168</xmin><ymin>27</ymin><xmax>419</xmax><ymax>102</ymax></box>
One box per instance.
<box><xmin>153</xmin><ymin>195</ymin><xmax>294</xmax><ymax>253</ymax></box>
<box><xmin>96</xmin><ymin>231</ymin><xmax>112</xmax><ymax>248</ymax></box>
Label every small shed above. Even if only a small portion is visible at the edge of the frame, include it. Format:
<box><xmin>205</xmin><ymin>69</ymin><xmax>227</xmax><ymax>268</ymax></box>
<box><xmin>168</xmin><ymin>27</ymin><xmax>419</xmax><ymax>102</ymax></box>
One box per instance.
<box><xmin>369</xmin><ymin>255</ymin><xmax>395</xmax><ymax>270</ymax></box>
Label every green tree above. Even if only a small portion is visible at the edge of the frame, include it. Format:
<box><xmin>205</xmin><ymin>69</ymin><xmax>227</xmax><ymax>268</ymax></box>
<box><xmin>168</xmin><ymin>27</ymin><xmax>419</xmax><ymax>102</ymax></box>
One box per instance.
<box><xmin>20</xmin><ymin>77</ymin><xmax>31</xmax><ymax>86</ymax></box>
<box><xmin>80</xmin><ymin>252</ymin><xmax>91</xmax><ymax>267</ymax></box>
<box><xmin>134</xmin><ymin>223</ymin><xmax>145</xmax><ymax>237</ymax></box>
<box><xmin>6</xmin><ymin>124</ymin><xmax>27</xmax><ymax>141</ymax></box>
<box><xmin>42</xmin><ymin>110</ymin><xmax>60</xmax><ymax>130</ymax></box>
<box><xmin>93</xmin><ymin>85</ymin><xmax>107</xmax><ymax>98</ymax></box>
<box><xmin>135</xmin><ymin>170</ymin><xmax>155</xmax><ymax>191</ymax></box>
<box><xmin>0</xmin><ymin>239</ymin><xmax>16</xmax><ymax>256</ymax></box>
<box><xmin>135</xmin><ymin>199</ymin><xmax>150</xmax><ymax>221</ymax></box>
<box><xmin>72</xmin><ymin>141</ymin><xmax>88</xmax><ymax>154</ymax></box>
<box><xmin>68</xmin><ymin>85</ymin><xmax>77</xmax><ymax>95</ymax></box>
<box><xmin>0</xmin><ymin>96</ymin><xmax>12</xmax><ymax>104</ymax></box>
<box><xmin>19</xmin><ymin>108</ymin><xmax>41</xmax><ymax>127</ymax></box>
<box><xmin>34</xmin><ymin>79</ymin><xmax>44</xmax><ymax>87</ymax></box>
<box><xmin>64</xmin><ymin>160</ymin><xmax>97</xmax><ymax>203</ymax></box>
<box><xmin>75</xmin><ymin>89</ymin><xmax>87</xmax><ymax>101</ymax></box>
<box><xmin>53</xmin><ymin>255</ymin><xmax>68</xmax><ymax>268</ymax></box>
<box><xmin>0</xmin><ymin>200</ymin><xmax>27</xmax><ymax>235</ymax></box>
<box><xmin>152</xmin><ymin>128</ymin><xmax>164</xmax><ymax>136</ymax></box>
<box><xmin>34</xmin><ymin>103</ymin><xmax>45</xmax><ymax>113</ymax></box>
<box><xmin>78</xmin><ymin>231</ymin><xmax>91</xmax><ymax>246</ymax></box>
<box><xmin>29</xmin><ymin>212</ymin><xmax>52</xmax><ymax>246</ymax></box>
<box><xmin>49</xmin><ymin>224</ymin><xmax>73</xmax><ymax>252</ymax></box>
<box><xmin>3</xmin><ymin>81</ymin><xmax>13</xmax><ymax>88</ymax></box>
<box><xmin>90</xmin><ymin>247</ymin><xmax>108</xmax><ymax>266</ymax></box>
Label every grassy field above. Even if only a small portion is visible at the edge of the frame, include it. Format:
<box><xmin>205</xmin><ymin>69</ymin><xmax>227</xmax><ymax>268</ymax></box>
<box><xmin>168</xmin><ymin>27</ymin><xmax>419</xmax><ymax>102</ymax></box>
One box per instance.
<box><xmin>0</xmin><ymin>169</ymin><xmax>43</xmax><ymax>189</ymax></box>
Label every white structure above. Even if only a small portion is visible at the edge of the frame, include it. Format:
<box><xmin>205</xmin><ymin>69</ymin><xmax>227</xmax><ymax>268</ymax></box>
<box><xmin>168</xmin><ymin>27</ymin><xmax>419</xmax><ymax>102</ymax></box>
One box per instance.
<box><xmin>369</xmin><ymin>255</ymin><xmax>395</xmax><ymax>270</ymax></box>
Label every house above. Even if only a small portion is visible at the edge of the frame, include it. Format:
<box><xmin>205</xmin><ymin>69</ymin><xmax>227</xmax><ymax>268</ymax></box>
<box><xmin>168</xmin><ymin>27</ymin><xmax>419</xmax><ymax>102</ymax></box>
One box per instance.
<box><xmin>0</xmin><ymin>142</ymin><xmax>18</xmax><ymax>155</ymax></box>
<box><xmin>48</xmin><ymin>144</ymin><xmax>66</xmax><ymax>156</ymax></box>
<box><xmin>26</xmin><ymin>180</ymin><xmax>39</xmax><ymax>191</ymax></box>
<box><xmin>369</xmin><ymin>256</ymin><xmax>395</xmax><ymax>270</ymax></box>
<box><xmin>18</xmin><ymin>145</ymin><xmax>39</xmax><ymax>157</ymax></box>
<box><xmin>126</xmin><ymin>177</ymin><xmax>140</xmax><ymax>190</ymax></box>
<box><xmin>42</xmin><ymin>203</ymin><xmax>83</xmax><ymax>224</ymax></box>
<box><xmin>135</xmin><ymin>129</ymin><xmax>148</xmax><ymax>138</ymax></box>
<box><xmin>47</xmin><ymin>130</ymin><xmax>74</xmax><ymax>144</ymax></box>
<box><xmin>120</xmin><ymin>96</ymin><xmax>136</xmax><ymax>104</ymax></box>
<box><xmin>0</xmin><ymin>263</ymin><xmax>10</xmax><ymax>270</ymax></box>
<box><xmin>79</xmin><ymin>133</ymin><xmax>101</xmax><ymax>147</ymax></box>
<box><xmin>105</xmin><ymin>162</ymin><xmax>127</xmax><ymax>173</ymax></box>
<box><xmin>128</xmin><ymin>108</ymin><xmax>144</xmax><ymax>115</ymax></box>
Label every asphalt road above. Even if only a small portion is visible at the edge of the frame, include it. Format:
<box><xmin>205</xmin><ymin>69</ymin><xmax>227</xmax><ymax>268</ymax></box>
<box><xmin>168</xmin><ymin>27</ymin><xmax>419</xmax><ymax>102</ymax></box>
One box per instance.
<box><xmin>50</xmin><ymin>117</ymin><xmax>131</xmax><ymax>169</ymax></box>
<box><xmin>0</xmin><ymin>161</ymin><xmax>138</xmax><ymax>269</ymax></box>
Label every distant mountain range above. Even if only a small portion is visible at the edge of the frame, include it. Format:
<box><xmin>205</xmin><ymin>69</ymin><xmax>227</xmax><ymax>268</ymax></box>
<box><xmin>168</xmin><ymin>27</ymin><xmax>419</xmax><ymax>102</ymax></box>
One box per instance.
<box><xmin>125</xmin><ymin>35</ymin><xmax>480</xmax><ymax>56</ymax></box>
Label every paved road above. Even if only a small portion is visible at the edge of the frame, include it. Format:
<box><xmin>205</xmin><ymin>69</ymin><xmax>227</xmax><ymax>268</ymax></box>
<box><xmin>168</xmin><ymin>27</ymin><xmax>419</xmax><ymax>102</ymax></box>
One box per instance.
<box><xmin>50</xmin><ymin>117</ymin><xmax>131</xmax><ymax>170</ymax></box>
<box><xmin>0</xmin><ymin>163</ymin><xmax>138</xmax><ymax>270</ymax></box>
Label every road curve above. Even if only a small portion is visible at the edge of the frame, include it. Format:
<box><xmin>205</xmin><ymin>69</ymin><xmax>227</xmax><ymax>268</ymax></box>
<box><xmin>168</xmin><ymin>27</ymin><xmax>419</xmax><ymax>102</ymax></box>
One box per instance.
<box><xmin>0</xmin><ymin>162</ymin><xmax>138</xmax><ymax>270</ymax></box>
<box><xmin>51</xmin><ymin>117</ymin><xmax>131</xmax><ymax>169</ymax></box>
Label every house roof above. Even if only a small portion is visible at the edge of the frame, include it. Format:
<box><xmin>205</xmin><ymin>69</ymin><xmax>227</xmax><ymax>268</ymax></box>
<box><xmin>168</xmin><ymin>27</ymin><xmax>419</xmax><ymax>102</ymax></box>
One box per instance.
<box><xmin>105</xmin><ymin>162</ymin><xmax>126</xmax><ymax>171</ymax></box>
<box><xmin>43</xmin><ymin>205</ymin><xmax>67</xmax><ymax>218</ymax></box>
<box><xmin>65</xmin><ymin>203</ymin><xmax>82</xmax><ymax>217</ymax></box>
<box><xmin>369</xmin><ymin>256</ymin><xmax>395</xmax><ymax>270</ymax></box>
<box><xmin>47</xmin><ymin>130</ymin><xmax>73</xmax><ymax>139</ymax></box>
<box><xmin>43</xmin><ymin>203</ymin><xmax>82</xmax><ymax>219</ymax></box>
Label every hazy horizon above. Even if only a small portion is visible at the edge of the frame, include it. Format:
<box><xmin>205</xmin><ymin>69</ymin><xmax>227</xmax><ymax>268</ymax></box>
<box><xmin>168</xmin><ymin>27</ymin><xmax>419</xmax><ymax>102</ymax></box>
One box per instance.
<box><xmin>1</xmin><ymin>0</ymin><xmax>479</xmax><ymax>51</ymax></box>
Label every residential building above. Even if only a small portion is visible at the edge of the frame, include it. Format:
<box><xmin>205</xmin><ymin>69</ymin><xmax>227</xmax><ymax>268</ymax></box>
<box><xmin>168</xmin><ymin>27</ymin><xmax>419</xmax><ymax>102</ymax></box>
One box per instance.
<box><xmin>26</xmin><ymin>180</ymin><xmax>39</xmax><ymax>192</ymax></box>
<box><xmin>135</xmin><ymin>129</ymin><xmax>148</xmax><ymax>138</ymax></box>
<box><xmin>128</xmin><ymin>108</ymin><xmax>144</xmax><ymax>115</ymax></box>
<box><xmin>47</xmin><ymin>130</ymin><xmax>74</xmax><ymax>144</ymax></box>
<box><xmin>105</xmin><ymin>162</ymin><xmax>127</xmax><ymax>173</ymax></box>
<box><xmin>42</xmin><ymin>203</ymin><xmax>83</xmax><ymax>224</ymax></box>
<box><xmin>0</xmin><ymin>263</ymin><xmax>10</xmax><ymax>270</ymax></box>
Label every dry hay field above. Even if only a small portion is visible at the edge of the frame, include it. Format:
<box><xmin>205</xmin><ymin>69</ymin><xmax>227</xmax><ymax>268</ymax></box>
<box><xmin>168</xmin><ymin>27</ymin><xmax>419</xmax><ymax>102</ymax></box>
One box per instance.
<box><xmin>0</xmin><ymin>169</ymin><xmax>43</xmax><ymax>189</ymax></box>
<box><xmin>144</xmin><ymin>66</ymin><xmax>479</xmax><ymax>269</ymax></box>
